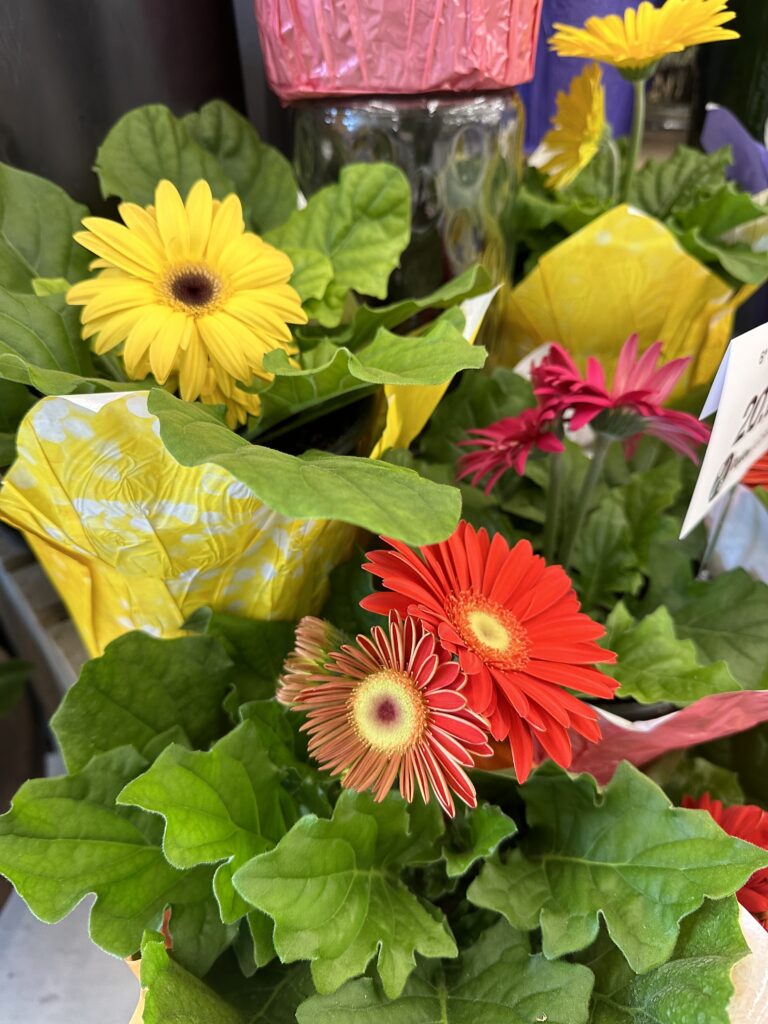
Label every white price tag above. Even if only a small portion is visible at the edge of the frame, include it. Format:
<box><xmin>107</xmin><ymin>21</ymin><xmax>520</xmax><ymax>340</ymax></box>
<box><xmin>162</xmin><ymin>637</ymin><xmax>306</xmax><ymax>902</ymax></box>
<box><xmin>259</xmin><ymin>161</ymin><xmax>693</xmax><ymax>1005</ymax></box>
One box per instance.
<box><xmin>681</xmin><ymin>324</ymin><xmax>768</xmax><ymax>539</ymax></box>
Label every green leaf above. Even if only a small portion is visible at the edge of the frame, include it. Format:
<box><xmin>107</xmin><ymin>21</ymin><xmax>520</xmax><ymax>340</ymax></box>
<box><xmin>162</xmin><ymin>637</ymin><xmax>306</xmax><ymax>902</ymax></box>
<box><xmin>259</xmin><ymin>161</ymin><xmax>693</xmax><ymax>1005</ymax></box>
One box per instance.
<box><xmin>0</xmin><ymin>162</ymin><xmax>90</xmax><ymax>291</ymax></box>
<box><xmin>443</xmin><ymin>803</ymin><xmax>517</xmax><ymax>878</ymax></box>
<box><xmin>0</xmin><ymin>747</ymin><xmax>231</xmax><ymax>970</ymax></box>
<box><xmin>0</xmin><ymin>289</ymin><xmax>94</xmax><ymax>381</ymax></box>
<box><xmin>419</xmin><ymin>366</ymin><xmax>533</xmax><ymax>463</ymax></box>
<box><xmin>266</xmin><ymin>164</ymin><xmax>411</xmax><ymax>326</ymax></box>
<box><xmin>699</xmin><ymin>723</ymin><xmax>768</xmax><ymax>807</ymax></box>
<box><xmin>141</xmin><ymin>933</ymin><xmax>244</xmax><ymax>1024</ymax></box>
<box><xmin>602</xmin><ymin>603</ymin><xmax>741</xmax><ymax>705</ymax></box>
<box><xmin>583</xmin><ymin>898</ymin><xmax>747</xmax><ymax>1024</ymax></box>
<box><xmin>183</xmin><ymin>608</ymin><xmax>296</xmax><ymax>704</ymax></box>
<box><xmin>676</xmin><ymin>182</ymin><xmax>768</xmax><ymax>237</ymax></box>
<box><xmin>469</xmin><ymin>762</ymin><xmax>768</xmax><ymax>973</ymax></box>
<box><xmin>31</xmin><ymin>276</ymin><xmax>70</xmax><ymax>296</ymax></box>
<box><xmin>670</xmin><ymin>569</ymin><xmax>768</xmax><ymax>689</ymax></box>
<box><xmin>182</xmin><ymin>100</ymin><xmax>298</xmax><ymax>233</ymax></box>
<box><xmin>0</xmin><ymin>658</ymin><xmax>27</xmax><ymax>716</ymax></box>
<box><xmin>296</xmin><ymin>920</ymin><xmax>594</xmax><ymax>1024</ymax></box>
<box><xmin>0</xmin><ymin>380</ymin><xmax>34</xmax><ymax>464</ymax></box>
<box><xmin>95</xmin><ymin>104</ymin><xmax>235</xmax><ymax>205</ymax></box>
<box><xmin>571</xmin><ymin>494</ymin><xmax>643</xmax><ymax>612</ymax></box>
<box><xmin>673</xmin><ymin>224</ymin><xmax>768</xmax><ymax>284</ymax></box>
<box><xmin>468</xmin><ymin>848</ymin><xmax>551</xmax><ymax>932</ymax></box>
<box><xmin>282</xmin><ymin>247</ymin><xmax>335</xmax><ymax>304</ymax></box>
<box><xmin>234</xmin><ymin>790</ymin><xmax>457</xmax><ymax>998</ymax></box>
<box><xmin>629</xmin><ymin>145</ymin><xmax>732</xmax><ymax>220</ymax></box>
<box><xmin>51</xmin><ymin>631</ymin><xmax>233</xmax><ymax>772</ymax></box>
<box><xmin>255</xmin><ymin>319</ymin><xmax>486</xmax><ymax>432</ymax></box>
<box><xmin>119</xmin><ymin>720</ymin><xmax>296</xmax><ymax>924</ymax></box>
<box><xmin>646</xmin><ymin>753</ymin><xmax>745</xmax><ymax>806</ymax></box>
<box><xmin>146</xmin><ymin>388</ymin><xmax>462</xmax><ymax>545</ymax></box>
<box><xmin>619</xmin><ymin>460</ymin><xmax>682</xmax><ymax>570</ymax></box>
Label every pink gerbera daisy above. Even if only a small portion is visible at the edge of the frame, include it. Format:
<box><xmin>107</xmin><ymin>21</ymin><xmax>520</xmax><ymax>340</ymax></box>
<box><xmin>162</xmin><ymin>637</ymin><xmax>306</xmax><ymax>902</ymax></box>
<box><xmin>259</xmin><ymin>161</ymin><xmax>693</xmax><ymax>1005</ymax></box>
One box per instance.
<box><xmin>531</xmin><ymin>334</ymin><xmax>710</xmax><ymax>460</ymax></box>
<box><xmin>291</xmin><ymin>612</ymin><xmax>492</xmax><ymax>816</ymax></box>
<box><xmin>456</xmin><ymin>406</ymin><xmax>565</xmax><ymax>494</ymax></box>
<box><xmin>361</xmin><ymin>521</ymin><xmax>617</xmax><ymax>782</ymax></box>
<box><xmin>277</xmin><ymin>616</ymin><xmax>348</xmax><ymax>705</ymax></box>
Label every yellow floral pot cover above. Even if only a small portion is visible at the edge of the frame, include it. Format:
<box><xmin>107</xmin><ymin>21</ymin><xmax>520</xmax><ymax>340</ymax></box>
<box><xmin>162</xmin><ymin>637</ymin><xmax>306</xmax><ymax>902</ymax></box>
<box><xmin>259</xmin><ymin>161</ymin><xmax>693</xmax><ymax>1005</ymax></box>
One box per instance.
<box><xmin>499</xmin><ymin>204</ymin><xmax>756</xmax><ymax>386</ymax></box>
<box><xmin>0</xmin><ymin>293</ymin><xmax>496</xmax><ymax>657</ymax></box>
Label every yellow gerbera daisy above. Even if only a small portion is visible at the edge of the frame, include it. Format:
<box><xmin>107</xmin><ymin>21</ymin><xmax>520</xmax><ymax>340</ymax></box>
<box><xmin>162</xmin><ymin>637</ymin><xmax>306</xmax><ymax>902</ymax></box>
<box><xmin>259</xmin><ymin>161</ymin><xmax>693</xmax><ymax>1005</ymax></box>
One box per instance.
<box><xmin>530</xmin><ymin>63</ymin><xmax>606</xmax><ymax>190</ymax></box>
<box><xmin>67</xmin><ymin>179</ymin><xmax>306</xmax><ymax>421</ymax></box>
<box><xmin>549</xmin><ymin>0</ymin><xmax>738</xmax><ymax>74</ymax></box>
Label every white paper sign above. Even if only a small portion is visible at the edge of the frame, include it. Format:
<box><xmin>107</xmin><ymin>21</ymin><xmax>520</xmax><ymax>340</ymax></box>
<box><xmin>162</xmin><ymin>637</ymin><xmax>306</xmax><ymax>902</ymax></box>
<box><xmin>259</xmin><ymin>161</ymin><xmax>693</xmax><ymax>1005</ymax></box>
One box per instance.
<box><xmin>681</xmin><ymin>323</ymin><xmax>768</xmax><ymax>538</ymax></box>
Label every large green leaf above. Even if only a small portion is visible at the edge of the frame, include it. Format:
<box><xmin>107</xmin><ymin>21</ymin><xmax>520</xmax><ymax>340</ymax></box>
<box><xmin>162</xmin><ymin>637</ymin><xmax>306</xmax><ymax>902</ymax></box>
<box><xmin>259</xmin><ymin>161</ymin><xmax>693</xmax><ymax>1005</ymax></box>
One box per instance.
<box><xmin>670</xmin><ymin>569</ymin><xmax>768</xmax><ymax>689</ymax></box>
<box><xmin>468</xmin><ymin>848</ymin><xmax>551</xmax><ymax>931</ymax></box>
<box><xmin>0</xmin><ymin>289</ymin><xmax>93</xmax><ymax>381</ymax></box>
<box><xmin>296</xmin><ymin>920</ymin><xmax>594</xmax><ymax>1024</ymax></box>
<box><xmin>583</xmin><ymin>898</ymin><xmax>747</xmax><ymax>1024</ymax></box>
<box><xmin>602</xmin><ymin>603</ymin><xmax>741</xmax><ymax>704</ymax></box>
<box><xmin>628</xmin><ymin>146</ymin><xmax>732</xmax><ymax>220</ymax></box>
<box><xmin>234</xmin><ymin>790</ymin><xmax>456</xmax><ymax>998</ymax></box>
<box><xmin>619</xmin><ymin>460</ymin><xmax>682</xmax><ymax>570</ymax></box>
<box><xmin>184</xmin><ymin>608</ymin><xmax>296</xmax><ymax>704</ymax></box>
<box><xmin>0</xmin><ymin>162</ymin><xmax>90</xmax><ymax>291</ymax></box>
<box><xmin>0</xmin><ymin>747</ymin><xmax>231</xmax><ymax>971</ymax></box>
<box><xmin>255</xmin><ymin>319</ymin><xmax>486</xmax><ymax>432</ymax></box>
<box><xmin>673</xmin><ymin>224</ymin><xmax>768</xmax><ymax>284</ymax></box>
<box><xmin>443</xmin><ymin>803</ymin><xmax>517</xmax><ymax>878</ymax></box>
<box><xmin>467</xmin><ymin>762</ymin><xmax>767</xmax><ymax>973</ymax></box>
<box><xmin>700</xmin><ymin>723</ymin><xmax>768</xmax><ymax>807</ymax></box>
<box><xmin>0</xmin><ymin>380</ymin><xmax>34</xmax><ymax>464</ymax></box>
<box><xmin>141</xmin><ymin>933</ymin><xmax>244</xmax><ymax>1024</ymax></box>
<box><xmin>266</xmin><ymin>164</ymin><xmax>411</xmax><ymax>326</ymax></box>
<box><xmin>95</xmin><ymin>104</ymin><xmax>235</xmax><ymax>205</ymax></box>
<box><xmin>51</xmin><ymin>631</ymin><xmax>233</xmax><ymax>772</ymax></box>
<box><xmin>647</xmin><ymin>753</ymin><xmax>745</xmax><ymax>806</ymax></box>
<box><xmin>571</xmin><ymin>494</ymin><xmax>643</xmax><ymax>612</ymax></box>
<box><xmin>119</xmin><ymin>720</ymin><xmax>296</xmax><ymax>924</ymax></box>
<box><xmin>182</xmin><ymin>101</ymin><xmax>298</xmax><ymax>233</ymax></box>
<box><xmin>146</xmin><ymin>389</ymin><xmax>462</xmax><ymax>545</ymax></box>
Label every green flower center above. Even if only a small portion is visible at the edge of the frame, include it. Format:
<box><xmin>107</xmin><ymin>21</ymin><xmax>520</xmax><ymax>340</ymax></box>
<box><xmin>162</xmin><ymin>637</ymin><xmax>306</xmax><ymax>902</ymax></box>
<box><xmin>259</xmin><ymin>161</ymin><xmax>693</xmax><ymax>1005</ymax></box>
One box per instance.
<box><xmin>349</xmin><ymin>670</ymin><xmax>427</xmax><ymax>755</ymax></box>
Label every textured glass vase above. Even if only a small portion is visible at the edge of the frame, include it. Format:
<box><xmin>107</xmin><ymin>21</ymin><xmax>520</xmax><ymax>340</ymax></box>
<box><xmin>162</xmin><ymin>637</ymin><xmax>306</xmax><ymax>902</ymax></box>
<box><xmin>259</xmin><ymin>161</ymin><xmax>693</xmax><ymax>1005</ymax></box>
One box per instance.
<box><xmin>293</xmin><ymin>92</ymin><xmax>524</xmax><ymax>299</ymax></box>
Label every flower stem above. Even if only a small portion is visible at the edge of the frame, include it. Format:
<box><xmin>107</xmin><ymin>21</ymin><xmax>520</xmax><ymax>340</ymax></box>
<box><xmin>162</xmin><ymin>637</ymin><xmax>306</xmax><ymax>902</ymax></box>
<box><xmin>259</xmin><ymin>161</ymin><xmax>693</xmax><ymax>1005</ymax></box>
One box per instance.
<box><xmin>560</xmin><ymin>434</ymin><xmax>612</xmax><ymax>570</ymax></box>
<box><xmin>543</xmin><ymin>451</ymin><xmax>563</xmax><ymax>564</ymax></box>
<box><xmin>607</xmin><ymin>138</ymin><xmax>621</xmax><ymax>205</ymax></box>
<box><xmin>621</xmin><ymin>79</ymin><xmax>646</xmax><ymax>203</ymax></box>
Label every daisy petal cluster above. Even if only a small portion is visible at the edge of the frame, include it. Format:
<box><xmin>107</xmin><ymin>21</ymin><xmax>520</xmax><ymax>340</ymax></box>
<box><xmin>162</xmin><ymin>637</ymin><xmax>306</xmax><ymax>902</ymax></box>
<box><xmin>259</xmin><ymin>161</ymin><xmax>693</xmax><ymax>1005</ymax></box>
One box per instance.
<box><xmin>530</xmin><ymin>63</ymin><xmax>606</xmax><ymax>190</ymax></box>
<box><xmin>532</xmin><ymin>334</ymin><xmax>711</xmax><ymax>460</ymax></box>
<box><xmin>276</xmin><ymin>616</ymin><xmax>348</xmax><ymax>706</ymax></box>
<box><xmin>549</xmin><ymin>0</ymin><xmax>739</xmax><ymax>75</ymax></box>
<box><xmin>682</xmin><ymin>793</ymin><xmax>768</xmax><ymax>929</ymax></box>
<box><xmin>456</xmin><ymin>406</ymin><xmax>564</xmax><ymax>494</ymax></box>
<box><xmin>285</xmin><ymin>611</ymin><xmax>492</xmax><ymax>815</ymax></box>
<box><xmin>67</xmin><ymin>179</ymin><xmax>307</xmax><ymax>427</ymax></box>
<box><xmin>361</xmin><ymin>522</ymin><xmax>617</xmax><ymax>783</ymax></box>
<box><xmin>744</xmin><ymin>452</ymin><xmax>768</xmax><ymax>489</ymax></box>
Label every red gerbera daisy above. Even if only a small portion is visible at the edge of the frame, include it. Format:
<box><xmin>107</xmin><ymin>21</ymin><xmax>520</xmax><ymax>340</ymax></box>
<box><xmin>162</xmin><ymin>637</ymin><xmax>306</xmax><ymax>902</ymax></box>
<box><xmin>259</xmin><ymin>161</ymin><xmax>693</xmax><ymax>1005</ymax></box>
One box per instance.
<box><xmin>682</xmin><ymin>793</ymin><xmax>768</xmax><ymax>929</ymax></box>
<box><xmin>291</xmin><ymin>611</ymin><xmax>492</xmax><ymax>816</ymax></box>
<box><xmin>456</xmin><ymin>406</ymin><xmax>565</xmax><ymax>495</ymax></box>
<box><xmin>277</xmin><ymin>616</ymin><xmax>347</xmax><ymax>705</ymax></box>
<box><xmin>744</xmin><ymin>452</ymin><xmax>768</xmax><ymax>489</ymax></box>
<box><xmin>361</xmin><ymin>521</ymin><xmax>617</xmax><ymax>782</ymax></box>
<box><xmin>531</xmin><ymin>334</ymin><xmax>710</xmax><ymax>460</ymax></box>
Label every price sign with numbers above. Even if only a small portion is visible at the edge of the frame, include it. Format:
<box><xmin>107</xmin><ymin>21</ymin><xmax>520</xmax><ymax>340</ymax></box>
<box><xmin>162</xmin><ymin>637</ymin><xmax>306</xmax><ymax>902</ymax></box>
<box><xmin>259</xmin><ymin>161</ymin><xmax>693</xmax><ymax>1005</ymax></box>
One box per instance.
<box><xmin>680</xmin><ymin>323</ymin><xmax>768</xmax><ymax>538</ymax></box>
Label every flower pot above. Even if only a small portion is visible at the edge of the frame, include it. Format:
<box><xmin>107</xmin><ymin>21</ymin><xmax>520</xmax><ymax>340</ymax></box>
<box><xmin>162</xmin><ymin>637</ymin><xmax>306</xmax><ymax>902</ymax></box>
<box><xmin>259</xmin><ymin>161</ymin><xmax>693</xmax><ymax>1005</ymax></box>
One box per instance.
<box><xmin>253</xmin><ymin>0</ymin><xmax>543</xmax><ymax>100</ymax></box>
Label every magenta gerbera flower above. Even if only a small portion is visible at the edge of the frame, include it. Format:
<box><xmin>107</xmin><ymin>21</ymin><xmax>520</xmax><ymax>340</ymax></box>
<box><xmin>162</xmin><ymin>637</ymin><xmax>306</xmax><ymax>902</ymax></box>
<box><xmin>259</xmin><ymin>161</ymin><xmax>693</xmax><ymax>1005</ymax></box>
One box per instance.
<box><xmin>290</xmin><ymin>612</ymin><xmax>492</xmax><ymax>816</ymax></box>
<box><xmin>456</xmin><ymin>406</ymin><xmax>565</xmax><ymax>494</ymax></box>
<box><xmin>532</xmin><ymin>334</ymin><xmax>710</xmax><ymax>460</ymax></box>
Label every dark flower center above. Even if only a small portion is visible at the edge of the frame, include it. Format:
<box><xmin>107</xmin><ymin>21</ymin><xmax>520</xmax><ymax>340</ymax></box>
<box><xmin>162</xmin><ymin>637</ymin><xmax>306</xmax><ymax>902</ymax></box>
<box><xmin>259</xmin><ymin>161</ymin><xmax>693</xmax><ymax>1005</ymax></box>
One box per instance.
<box><xmin>170</xmin><ymin>270</ymin><xmax>217</xmax><ymax>307</ymax></box>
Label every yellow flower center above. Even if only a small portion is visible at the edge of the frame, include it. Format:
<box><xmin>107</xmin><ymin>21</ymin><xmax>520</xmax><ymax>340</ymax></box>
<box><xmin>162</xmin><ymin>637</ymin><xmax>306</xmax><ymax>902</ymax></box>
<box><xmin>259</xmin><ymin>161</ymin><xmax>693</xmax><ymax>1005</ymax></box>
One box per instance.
<box><xmin>162</xmin><ymin>262</ymin><xmax>224</xmax><ymax>315</ymax></box>
<box><xmin>348</xmin><ymin>670</ymin><xmax>427</xmax><ymax>755</ymax></box>
<box><xmin>449</xmin><ymin>591</ymin><xmax>531</xmax><ymax>669</ymax></box>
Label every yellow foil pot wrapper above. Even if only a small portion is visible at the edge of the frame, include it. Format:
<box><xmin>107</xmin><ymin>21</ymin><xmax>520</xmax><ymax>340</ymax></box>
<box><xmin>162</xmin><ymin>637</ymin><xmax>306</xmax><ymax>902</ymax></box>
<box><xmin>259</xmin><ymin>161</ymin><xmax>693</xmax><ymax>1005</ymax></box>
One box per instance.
<box><xmin>0</xmin><ymin>293</ymin><xmax>497</xmax><ymax>657</ymax></box>
<box><xmin>499</xmin><ymin>204</ymin><xmax>757</xmax><ymax>386</ymax></box>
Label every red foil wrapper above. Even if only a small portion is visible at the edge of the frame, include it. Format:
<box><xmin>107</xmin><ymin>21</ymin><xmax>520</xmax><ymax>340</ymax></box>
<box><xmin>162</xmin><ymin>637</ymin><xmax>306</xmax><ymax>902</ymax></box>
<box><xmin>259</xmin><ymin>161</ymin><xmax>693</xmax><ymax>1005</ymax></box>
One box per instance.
<box><xmin>253</xmin><ymin>0</ymin><xmax>543</xmax><ymax>100</ymax></box>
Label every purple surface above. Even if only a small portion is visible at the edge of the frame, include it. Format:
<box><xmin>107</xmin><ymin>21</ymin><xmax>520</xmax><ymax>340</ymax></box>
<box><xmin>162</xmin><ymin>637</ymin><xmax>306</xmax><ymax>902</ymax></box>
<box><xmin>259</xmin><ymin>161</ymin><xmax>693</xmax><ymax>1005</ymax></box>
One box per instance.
<box><xmin>519</xmin><ymin>0</ymin><xmax>640</xmax><ymax>149</ymax></box>
<box><xmin>701</xmin><ymin>103</ymin><xmax>768</xmax><ymax>194</ymax></box>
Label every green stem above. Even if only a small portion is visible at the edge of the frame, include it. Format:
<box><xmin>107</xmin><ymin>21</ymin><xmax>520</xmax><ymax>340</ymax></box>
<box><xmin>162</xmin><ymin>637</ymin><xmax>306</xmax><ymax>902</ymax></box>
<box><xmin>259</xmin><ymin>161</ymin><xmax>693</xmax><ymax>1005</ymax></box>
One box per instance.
<box><xmin>542</xmin><ymin>451</ymin><xmax>563</xmax><ymax>564</ymax></box>
<box><xmin>607</xmin><ymin>138</ymin><xmax>621</xmax><ymax>206</ymax></box>
<box><xmin>621</xmin><ymin>79</ymin><xmax>646</xmax><ymax>203</ymax></box>
<box><xmin>560</xmin><ymin>434</ymin><xmax>612</xmax><ymax>570</ymax></box>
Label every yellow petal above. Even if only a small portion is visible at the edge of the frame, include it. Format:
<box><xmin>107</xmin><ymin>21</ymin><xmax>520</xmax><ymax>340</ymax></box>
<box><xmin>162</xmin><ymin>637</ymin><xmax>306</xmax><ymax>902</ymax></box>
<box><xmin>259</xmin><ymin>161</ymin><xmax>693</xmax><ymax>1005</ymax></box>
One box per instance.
<box><xmin>178</xmin><ymin>329</ymin><xmax>209</xmax><ymax>400</ymax></box>
<box><xmin>148</xmin><ymin>310</ymin><xmax>188</xmax><ymax>383</ymax></box>
<box><xmin>185</xmin><ymin>180</ymin><xmax>214</xmax><ymax>259</ymax></box>
<box><xmin>122</xmin><ymin>306</ymin><xmax>173</xmax><ymax>379</ymax></box>
<box><xmin>196</xmin><ymin>313</ymin><xmax>252</xmax><ymax>381</ymax></box>
<box><xmin>154</xmin><ymin>180</ymin><xmax>191</xmax><ymax>261</ymax></box>
<box><xmin>79</xmin><ymin>217</ymin><xmax>163</xmax><ymax>276</ymax></box>
<box><xmin>205</xmin><ymin>194</ymin><xmax>244</xmax><ymax>265</ymax></box>
<box><xmin>224</xmin><ymin>294</ymin><xmax>296</xmax><ymax>341</ymax></box>
<box><xmin>117</xmin><ymin>202</ymin><xmax>165</xmax><ymax>258</ymax></box>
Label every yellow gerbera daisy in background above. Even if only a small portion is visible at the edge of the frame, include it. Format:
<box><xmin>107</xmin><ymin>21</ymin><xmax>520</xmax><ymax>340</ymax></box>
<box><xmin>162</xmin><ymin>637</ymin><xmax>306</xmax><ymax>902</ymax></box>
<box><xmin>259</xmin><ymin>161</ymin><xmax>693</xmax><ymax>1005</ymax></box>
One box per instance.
<box><xmin>67</xmin><ymin>179</ymin><xmax>306</xmax><ymax>426</ymax></box>
<box><xmin>549</xmin><ymin>0</ymin><xmax>738</xmax><ymax>75</ymax></box>
<box><xmin>530</xmin><ymin>63</ymin><xmax>606</xmax><ymax>190</ymax></box>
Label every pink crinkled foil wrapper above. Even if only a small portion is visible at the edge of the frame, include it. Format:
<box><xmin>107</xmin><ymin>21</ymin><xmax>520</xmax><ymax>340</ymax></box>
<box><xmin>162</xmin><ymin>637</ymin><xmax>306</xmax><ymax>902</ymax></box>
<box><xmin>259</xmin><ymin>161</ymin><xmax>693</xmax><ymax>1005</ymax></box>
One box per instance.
<box><xmin>569</xmin><ymin>691</ymin><xmax>768</xmax><ymax>785</ymax></box>
<box><xmin>253</xmin><ymin>0</ymin><xmax>544</xmax><ymax>100</ymax></box>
